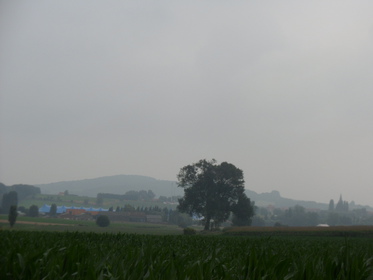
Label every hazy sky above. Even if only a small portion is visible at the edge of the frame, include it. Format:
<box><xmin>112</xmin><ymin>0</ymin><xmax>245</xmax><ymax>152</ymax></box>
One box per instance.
<box><xmin>1</xmin><ymin>1</ymin><xmax>373</xmax><ymax>206</ymax></box>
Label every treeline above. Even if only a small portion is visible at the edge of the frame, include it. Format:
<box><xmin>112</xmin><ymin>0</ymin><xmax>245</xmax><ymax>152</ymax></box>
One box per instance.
<box><xmin>0</xmin><ymin>183</ymin><xmax>41</xmax><ymax>214</ymax></box>
<box><xmin>109</xmin><ymin>204</ymin><xmax>193</xmax><ymax>228</ymax></box>
<box><xmin>253</xmin><ymin>199</ymin><xmax>372</xmax><ymax>227</ymax></box>
<box><xmin>328</xmin><ymin>195</ymin><xmax>349</xmax><ymax>212</ymax></box>
<box><xmin>158</xmin><ymin>196</ymin><xmax>180</xmax><ymax>203</ymax></box>
<box><xmin>97</xmin><ymin>190</ymin><xmax>156</xmax><ymax>202</ymax></box>
<box><xmin>17</xmin><ymin>205</ymin><xmax>40</xmax><ymax>217</ymax></box>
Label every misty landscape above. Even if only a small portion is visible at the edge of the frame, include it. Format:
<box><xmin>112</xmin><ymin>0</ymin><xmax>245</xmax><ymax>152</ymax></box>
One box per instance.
<box><xmin>2</xmin><ymin>1</ymin><xmax>373</xmax><ymax>279</ymax></box>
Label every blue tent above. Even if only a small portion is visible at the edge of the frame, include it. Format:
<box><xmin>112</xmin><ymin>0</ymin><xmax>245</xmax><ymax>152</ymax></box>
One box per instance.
<box><xmin>56</xmin><ymin>206</ymin><xmax>67</xmax><ymax>214</ymax></box>
<box><xmin>39</xmin><ymin>204</ymin><xmax>109</xmax><ymax>214</ymax></box>
<box><xmin>39</xmin><ymin>204</ymin><xmax>51</xmax><ymax>213</ymax></box>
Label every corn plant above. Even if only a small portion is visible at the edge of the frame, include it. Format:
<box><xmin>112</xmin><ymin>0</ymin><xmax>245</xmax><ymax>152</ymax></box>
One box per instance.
<box><xmin>1</xmin><ymin>231</ymin><xmax>373</xmax><ymax>279</ymax></box>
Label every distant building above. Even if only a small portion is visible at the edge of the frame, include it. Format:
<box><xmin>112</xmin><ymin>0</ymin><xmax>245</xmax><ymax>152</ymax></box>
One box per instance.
<box><xmin>105</xmin><ymin>212</ymin><xmax>147</xmax><ymax>223</ymax></box>
<box><xmin>146</xmin><ymin>215</ymin><xmax>163</xmax><ymax>223</ymax></box>
<box><xmin>39</xmin><ymin>204</ymin><xmax>108</xmax><ymax>215</ymax></box>
<box><xmin>75</xmin><ymin>212</ymin><xmax>95</xmax><ymax>221</ymax></box>
<box><xmin>39</xmin><ymin>204</ymin><xmax>163</xmax><ymax>224</ymax></box>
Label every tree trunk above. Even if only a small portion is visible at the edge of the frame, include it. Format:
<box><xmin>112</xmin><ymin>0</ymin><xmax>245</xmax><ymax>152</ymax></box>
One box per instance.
<box><xmin>204</xmin><ymin>216</ymin><xmax>211</xmax><ymax>230</ymax></box>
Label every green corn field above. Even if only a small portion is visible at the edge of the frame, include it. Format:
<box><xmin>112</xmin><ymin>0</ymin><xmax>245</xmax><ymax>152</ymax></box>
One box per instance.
<box><xmin>1</xmin><ymin>230</ymin><xmax>373</xmax><ymax>279</ymax></box>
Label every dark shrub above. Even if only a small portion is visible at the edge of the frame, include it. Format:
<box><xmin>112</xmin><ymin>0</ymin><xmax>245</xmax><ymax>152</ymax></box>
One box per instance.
<box><xmin>29</xmin><ymin>205</ymin><xmax>39</xmax><ymax>217</ymax></box>
<box><xmin>183</xmin><ymin>227</ymin><xmax>196</xmax><ymax>235</ymax></box>
<box><xmin>96</xmin><ymin>215</ymin><xmax>110</xmax><ymax>227</ymax></box>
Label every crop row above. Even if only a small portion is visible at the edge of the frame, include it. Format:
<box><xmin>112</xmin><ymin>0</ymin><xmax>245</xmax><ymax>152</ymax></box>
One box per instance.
<box><xmin>1</xmin><ymin>231</ymin><xmax>373</xmax><ymax>279</ymax></box>
<box><xmin>223</xmin><ymin>225</ymin><xmax>373</xmax><ymax>238</ymax></box>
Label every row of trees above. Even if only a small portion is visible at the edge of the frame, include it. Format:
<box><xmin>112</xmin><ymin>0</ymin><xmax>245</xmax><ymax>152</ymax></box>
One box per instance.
<box><xmin>252</xmin><ymin>204</ymin><xmax>372</xmax><ymax>227</ymax></box>
<box><xmin>107</xmin><ymin>204</ymin><xmax>193</xmax><ymax>227</ymax></box>
<box><xmin>19</xmin><ymin>204</ymin><xmax>58</xmax><ymax>217</ymax></box>
<box><xmin>110</xmin><ymin>204</ymin><xmax>166</xmax><ymax>213</ymax></box>
<box><xmin>97</xmin><ymin>190</ymin><xmax>156</xmax><ymax>205</ymax></box>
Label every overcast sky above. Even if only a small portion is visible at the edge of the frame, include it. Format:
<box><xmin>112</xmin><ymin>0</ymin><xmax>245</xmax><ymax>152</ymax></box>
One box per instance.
<box><xmin>1</xmin><ymin>1</ymin><xmax>373</xmax><ymax>206</ymax></box>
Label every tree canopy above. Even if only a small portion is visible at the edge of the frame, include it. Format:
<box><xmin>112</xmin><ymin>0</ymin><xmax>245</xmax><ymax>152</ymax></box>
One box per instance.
<box><xmin>177</xmin><ymin>159</ymin><xmax>254</xmax><ymax>230</ymax></box>
<box><xmin>1</xmin><ymin>191</ymin><xmax>18</xmax><ymax>214</ymax></box>
<box><xmin>96</xmin><ymin>215</ymin><xmax>110</xmax><ymax>227</ymax></box>
<box><xmin>49</xmin><ymin>203</ymin><xmax>57</xmax><ymax>216</ymax></box>
<box><xmin>29</xmin><ymin>205</ymin><xmax>39</xmax><ymax>217</ymax></box>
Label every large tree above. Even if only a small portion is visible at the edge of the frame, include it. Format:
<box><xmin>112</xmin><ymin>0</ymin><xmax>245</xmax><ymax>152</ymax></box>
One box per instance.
<box><xmin>232</xmin><ymin>193</ymin><xmax>255</xmax><ymax>226</ymax></box>
<box><xmin>29</xmin><ymin>205</ymin><xmax>39</xmax><ymax>217</ymax></box>
<box><xmin>177</xmin><ymin>159</ymin><xmax>254</xmax><ymax>230</ymax></box>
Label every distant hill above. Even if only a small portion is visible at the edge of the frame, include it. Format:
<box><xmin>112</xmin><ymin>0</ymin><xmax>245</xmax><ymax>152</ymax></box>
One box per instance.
<box><xmin>36</xmin><ymin>175</ymin><xmax>371</xmax><ymax>211</ymax></box>
<box><xmin>36</xmin><ymin>175</ymin><xmax>183</xmax><ymax>198</ymax></box>
<box><xmin>0</xmin><ymin>183</ymin><xmax>41</xmax><ymax>200</ymax></box>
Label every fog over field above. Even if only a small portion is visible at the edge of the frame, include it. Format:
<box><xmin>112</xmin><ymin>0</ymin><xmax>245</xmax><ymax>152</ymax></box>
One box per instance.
<box><xmin>1</xmin><ymin>1</ymin><xmax>373</xmax><ymax>206</ymax></box>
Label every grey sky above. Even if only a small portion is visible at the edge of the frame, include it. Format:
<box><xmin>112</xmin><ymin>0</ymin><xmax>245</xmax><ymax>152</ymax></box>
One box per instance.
<box><xmin>1</xmin><ymin>1</ymin><xmax>373</xmax><ymax>206</ymax></box>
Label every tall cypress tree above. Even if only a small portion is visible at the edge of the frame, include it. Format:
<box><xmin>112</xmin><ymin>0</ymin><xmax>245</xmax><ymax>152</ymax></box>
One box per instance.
<box><xmin>49</xmin><ymin>203</ymin><xmax>57</xmax><ymax>216</ymax></box>
<box><xmin>8</xmin><ymin>205</ymin><xmax>18</xmax><ymax>227</ymax></box>
<box><xmin>328</xmin><ymin>199</ymin><xmax>335</xmax><ymax>211</ymax></box>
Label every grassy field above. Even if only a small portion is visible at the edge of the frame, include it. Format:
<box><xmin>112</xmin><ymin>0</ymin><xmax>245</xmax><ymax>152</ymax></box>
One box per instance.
<box><xmin>3</xmin><ymin>214</ymin><xmax>373</xmax><ymax>236</ymax></box>
<box><xmin>0</xmin><ymin>215</ymin><xmax>183</xmax><ymax>235</ymax></box>
<box><xmin>224</xmin><ymin>225</ymin><xmax>373</xmax><ymax>238</ymax></box>
<box><xmin>1</xmin><ymin>229</ymin><xmax>373</xmax><ymax>279</ymax></box>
